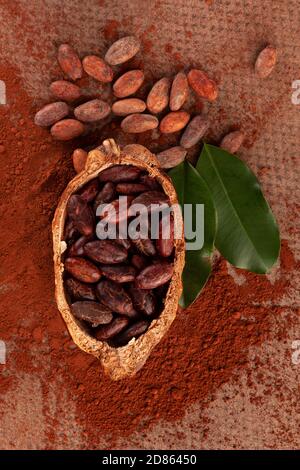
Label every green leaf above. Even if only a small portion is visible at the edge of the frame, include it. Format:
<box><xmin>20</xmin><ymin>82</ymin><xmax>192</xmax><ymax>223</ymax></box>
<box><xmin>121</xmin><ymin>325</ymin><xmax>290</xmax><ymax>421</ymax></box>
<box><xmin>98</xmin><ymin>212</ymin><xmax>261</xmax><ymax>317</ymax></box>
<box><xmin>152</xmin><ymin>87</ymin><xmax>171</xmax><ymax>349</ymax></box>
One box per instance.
<box><xmin>169</xmin><ymin>161</ymin><xmax>216</xmax><ymax>307</ymax></box>
<box><xmin>197</xmin><ymin>144</ymin><xmax>280</xmax><ymax>274</ymax></box>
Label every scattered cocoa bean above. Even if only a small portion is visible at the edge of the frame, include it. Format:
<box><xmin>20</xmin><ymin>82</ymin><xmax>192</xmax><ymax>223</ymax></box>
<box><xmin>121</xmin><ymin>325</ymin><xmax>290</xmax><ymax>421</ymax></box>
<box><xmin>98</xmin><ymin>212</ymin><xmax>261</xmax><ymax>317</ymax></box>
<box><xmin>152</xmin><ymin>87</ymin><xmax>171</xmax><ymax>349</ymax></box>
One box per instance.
<box><xmin>100</xmin><ymin>265</ymin><xmax>136</xmax><ymax>283</ymax></box>
<box><xmin>50</xmin><ymin>80</ymin><xmax>81</xmax><ymax>102</ymax></box>
<box><xmin>187</xmin><ymin>69</ymin><xmax>218</xmax><ymax>101</ymax></box>
<box><xmin>74</xmin><ymin>99</ymin><xmax>111</xmax><ymax>123</ymax></box>
<box><xmin>94</xmin><ymin>316</ymin><xmax>129</xmax><ymax>341</ymax></box>
<box><xmin>146</xmin><ymin>77</ymin><xmax>171</xmax><ymax>114</ymax></box>
<box><xmin>255</xmin><ymin>45</ymin><xmax>277</xmax><ymax>79</ymax></box>
<box><xmin>50</xmin><ymin>119</ymin><xmax>85</xmax><ymax>141</ymax></box>
<box><xmin>116</xmin><ymin>183</ymin><xmax>148</xmax><ymax>194</ymax></box>
<box><xmin>66</xmin><ymin>278</ymin><xmax>97</xmax><ymax>301</ymax></box>
<box><xmin>135</xmin><ymin>262</ymin><xmax>174</xmax><ymax>289</ymax></box>
<box><xmin>34</xmin><ymin>102</ymin><xmax>69</xmax><ymax>127</ymax></box>
<box><xmin>71</xmin><ymin>301</ymin><xmax>113</xmax><ymax>327</ymax></box>
<box><xmin>159</xmin><ymin>111</ymin><xmax>190</xmax><ymax>134</ymax></box>
<box><xmin>98</xmin><ymin>165</ymin><xmax>141</xmax><ymax>183</ymax></box>
<box><xmin>112</xmin><ymin>320</ymin><xmax>149</xmax><ymax>346</ymax></box>
<box><xmin>180</xmin><ymin>115</ymin><xmax>209</xmax><ymax>149</ymax></box>
<box><xmin>67</xmin><ymin>195</ymin><xmax>94</xmax><ymax>236</ymax></box>
<box><xmin>113</xmin><ymin>70</ymin><xmax>145</xmax><ymax>98</ymax></box>
<box><xmin>112</xmin><ymin>98</ymin><xmax>146</xmax><ymax>116</ymax></box>
<box><xmin>84</xmin><ymin>240</ymin><xmax>128</xmax><ymax>264</ymax></box>
<box><xmin>96</xmin><ymin>280</ymin><xmax>137</xmax><ymax>317</ymax></box>
<box><xmin>82</xmin><ymin>55</ymin><xmax>114</xmax><ymax>82</ymax></box>
<box><xmin>57</xmin><ymin>44</ymin><xmax>83</xmax><ymax>81</ymax></box>
<box><xmin>220</xmin><ymin>130</ymin><xmax>245</xmax><ymax>154</ymax></box>
<box><xmin>64</xmin><ymin>257</ymin><xmax>101</xmax><ymax>283</ymax></box>
<box><xmin>129</xmin><ymin>286</ymin><xmax>156</xmax><ymax>316</ymax></box>
<box><xmin>156</xmin><ymin>146</ymin><xmax>187</xmax><ymax>168</ymax></box>
<box><xmin>72</xmin><ymin>148</ymin><xmax>88</xmax><ymax>173</ymax></box>
<box><xmin>170</xmin><ymin>72</ymin><xmax>189</xmax><ymax>111</ymax></box>
<box><xmin>105</xmin><ymin>36</ymin><xmax>141</xmax><ymax>65</ymax></box>
<box><xmin>121</xmin><ymin>114</ymin><xmax>159</xmax><ymax>133</ymax></box>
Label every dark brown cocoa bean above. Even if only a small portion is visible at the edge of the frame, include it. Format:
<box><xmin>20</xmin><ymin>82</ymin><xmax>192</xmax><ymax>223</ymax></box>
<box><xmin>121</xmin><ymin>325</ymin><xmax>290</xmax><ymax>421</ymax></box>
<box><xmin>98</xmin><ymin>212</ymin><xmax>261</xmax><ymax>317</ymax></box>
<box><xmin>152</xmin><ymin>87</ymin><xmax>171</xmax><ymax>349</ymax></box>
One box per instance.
<box><xmin>114</xmin><ymin>236</ymin><xmax>131</xmax><ymax>250</ymax></box>
<box><xmin>65</xmin><ymin>257</ymin><xmax>101</xmax><ymax>283</ymax></box>
<box><xmin>96</xmin><ymin>280</ymin><xmax>137</xmax><ymax>317</ymax></box>
<box><xmin>139</xmin><ymin>175</ymin><xmax>160</xmax><ymax>191</ymax></box>
<box><xmin>64</xmin><ymin>219</ymin><xmax>78</xmax><ymax>241</ymax></box>
<box><xmin>98</xmin><ymin>196</ymin><xmax>134</xmax><ymax>224</ymax></box>
<box><xmin>98</xmin><ymin>165</ymin><xmax>141</xmax><ymax>183</ymax></box>
<box><xmin>131</xmin><ymin>254</ymin><xmax>148</xmax><ymax>270</ymax></box>
<box><xmin>128</xmin><ymin>286</ymin><xmax>156</xmax><ymax>316</ymax></box>
<box><xmin>71</xmin><ymin>301</ymin><xmax>113</xmax><ymax>327</ymax></box>
<box><xmin>132</xmin><ymin>238</ymin><xmax>156</xmax><ymax>256</ymax></box>
<box><xmin>66</xmin><ymin>278</ymin><xmax>97</xmax><ymax>301</ymax></box>
<box><xmin>112</xmin><ymin>320</ymin><xmax>149</xmax><ymax>346</ymax></box>
<box><xmin>129</xmin><ymin>191</ymin><xmax>169</xmax><ymax>215</ymax></box>
<box><xmin>101</xmin><ymin>265</ymin><xmax>136</xmax><ymax>283</ymax></box>
<box><xmin>156</xmin><ymin>217</ymin><xmax>174</xmax><ymax>257</ymax></box>
<box><xmin>68</xmin><ymin>234</ymin><xmax>93</xmax><ymax>257</ymax></box>
<box><xmin>78</xmin><ymin>179</ymin><xmax>99</xmax><ymax>202</ymax></box>
<box><xmin>116</xmin><ymin>183</ymin><xmax>148</xmax><ymax>194</ymax></box>
<box><xmin>84</xmin><ymin>240</ymin><xmax>128</xmax><ymax>264</ymax></box>
<box><xmin>93</xmin><ymin>182</ymin><xmax>115</xmax><ymax>213</ymax></box>
<box><xmin>67</xmin><ymin>195</ymin><xmax>94</xmax><ymax>236</ymax></box>
<box><xmin>135</xmin><ymin>262</ymin><xmax>174</xmax><ymax>289</ymax></box>
<box><xmin>94</xmin><ymin>316</ymin><xmax>129</xmax><ymax>341</ymax></box>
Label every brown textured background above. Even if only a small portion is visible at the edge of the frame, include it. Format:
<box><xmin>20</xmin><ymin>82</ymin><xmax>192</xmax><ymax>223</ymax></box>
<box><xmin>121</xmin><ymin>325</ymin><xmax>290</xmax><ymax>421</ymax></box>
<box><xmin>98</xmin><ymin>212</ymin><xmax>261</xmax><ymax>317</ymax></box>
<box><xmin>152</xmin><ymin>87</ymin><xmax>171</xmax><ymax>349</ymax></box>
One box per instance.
<box><xmin>0</xmin><ymin>0</ymin><xmax>299</xmax><ymax>449</ymax></box>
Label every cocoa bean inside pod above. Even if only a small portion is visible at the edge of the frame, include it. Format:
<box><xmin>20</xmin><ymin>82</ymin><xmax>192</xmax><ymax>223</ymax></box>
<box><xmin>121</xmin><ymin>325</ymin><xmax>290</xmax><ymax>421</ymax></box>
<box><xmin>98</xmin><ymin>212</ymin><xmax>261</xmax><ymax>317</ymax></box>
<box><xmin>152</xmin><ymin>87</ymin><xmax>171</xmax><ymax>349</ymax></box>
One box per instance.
<box><xmin>52</xmin><ymin>140</ymin><xmax>185</xmax><ymax>380</ymax></box>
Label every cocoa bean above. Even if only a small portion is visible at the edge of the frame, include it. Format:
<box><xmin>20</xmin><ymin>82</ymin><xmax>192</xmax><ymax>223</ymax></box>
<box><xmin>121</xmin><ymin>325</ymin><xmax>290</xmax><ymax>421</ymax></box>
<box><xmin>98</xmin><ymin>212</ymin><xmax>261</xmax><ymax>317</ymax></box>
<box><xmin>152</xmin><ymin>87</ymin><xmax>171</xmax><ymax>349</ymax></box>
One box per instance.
<box><xmin>131</xmin><ymin>254</ymin><xmax>148</xmax><ymax>270</ymax></box>
<box><xmin>93</xmin><ymin>182</ymin><xmax>116</xmax><ymax>212</ymax></box>
<box><xmin>96</xmin><ymin>279</ymin><xmax>137</xmax><ymax>317</ymax></box>
<box><xmin>255</xmin><ymin>45</ymin><xmax>277</xmax><ymax>79</ymax></box>
<box><xmin>50</xmin><ymin>80</ymin><xmax>81</xmax><ymax>102</ymax></box>
<box><xmin>34</xmin><ymin>102</ymin><xmax>69</xmax><ymax>127</ymax></box>
<box><xmin>71</xmin><ymin>301</ymin><xmax>113</xmax><ymax>327</ymax></box>
<box><xmin>64</xmin><ymin>220</ymin><xmax>78</xmax><ymax>241</ymax></box>
<box><xmin>121</xmin><ymin>114</ymin><xmax>159</xmax><ymax>133</ymax></box>
<box><xmin>57</xmin><ymin>44</ymin><xmax>83</xmax><ymax>81</ymax></box>
<box><xmin>187</xmin><ymin>69</ymin><xmax>218</xmax><ymax>101</ymax></box>
<box><xmin>50</xmin><ymin>119</ymin><xmax>85</xmax><ymax>141</ymax></box>
<box><xmin>156</xmin><ymin>217</ymin><xmax>174</xmax><ymax>257</ymax></box>
<box><xmin>180</xmin><ymin>115</ymin><xmax>209</xmax><ymax>149</ymax></box>
<box><xmin>116</xmin><ymin>183</ymin><xmax>148</xmax><ymax>194</ymax></box>
<box><xmin>101</xmin><ymin>265</ymin><xmax>136</xmax><ymax>283</ymax></box>
<box><xmin>64</xmin><ymin>257</ymin><xmax>101</xmax><ymax>283</ymax></box>
<box><xmin>72</xmin><ymin>148</ymin><xmax>88</xmax><ymax>173</ymax></box>
<box><xmin>99</xmin><ymin>165</ymin><xmax>141</xmax><ymax>183</ymax></box>
<box><xmin>78</xmin><ymin>179</ymin><xmax>99</xmax><ymax>202</ymax></box>
<box><xmin>135</xmin><ymin>262</ymin><xmax>174</xmax><ymax>289</ymax></box>
<box><xmin>67</xmin><ymin>195</ymin><xmax>94</xmax><ymax>236</ymax></box>
<box><xmin>114</xmin><ymin>236</ymin><xmax>131</xmax><ymax>250</ymax></box>
<box><xmin>156</xmin><ymin>146</ymin><xmax>186</xmax><ymax>168</ymax></box>
<box><xmin>129</xmin><ymin>191</ymin><xmax>169</xmax><ymax>214</ymax></box>
<box><xmin>132</xmin><ymin>238</ymin><xmax>156</xmax><ymax>256</ymax></box>
<box><xmin>113</xmin><ymin>70</ymin><xmax>144</xmax><ymax>98</ymax></box>
<box><xmin>74</xmin><ymin>99</ymin><xmax>111</xmax><ymax>123</ymax></box>
<box><xmin>68</xmin><ymin>234</ymin><xmax>94</xmax><ymax>257</ymax></box>
<box><xmin>139</xmin><ymin>175</ymin><xmax>160</xmax><ymax>190</ymax></box>
<box><xmin>82</xmin><ymin>55</ymin><xmax>113</xmax><ymax>82</ymax></box>
<box><xmin>112</xmin><ymin>98</ymin><xmax>146</xmax><ymax>116</ymax></box>
<box><xmin>98</xmin><ymin>197</ymin><xmax>133</xmax><ymax>224</ymax></box>
<box><xmin>112</xmin><ymin>320</ymin><xmax>149</xmax><ymax>346</ymax></box>
<box><xmin>66</xmin><ymin>278</ymin><xmax>97</xmax><ymax>301</ymax></box>
<box><xmin>170</xmin><ymin>72</ymin><xmax>189</xmax><ymax>111</ymax></box>
<box><xmin>105</xmin><ymin>36</ymin><xmax>141</xmax><ymax>65</ymax></box>
<box><xmin>220</xmin><ymin>130</ymin><xmax>245</xmax><ymax>154</ymax></box>
<box><xmin>146</xmin><ymin>77</ymin><xmax>171</xmax><ymax>114</ymax></box>
<box><xmin>94</xmin><ymin>316</ymin><xmax>129</xmax><ymax>341</ymax></box>
<box><xmin>84</xmin><ymin>240</ymin><xmax>128</xmax><ymax>264</ymax></box>
<box><xmin>129</xmin><ymin>286</ymin><xmax>156</xmax><ymax>316</ymax></box>
<box><xmin>159</xmin><ymin>111</ymin><xmax>190</xmax><ymax>134</ymax></box>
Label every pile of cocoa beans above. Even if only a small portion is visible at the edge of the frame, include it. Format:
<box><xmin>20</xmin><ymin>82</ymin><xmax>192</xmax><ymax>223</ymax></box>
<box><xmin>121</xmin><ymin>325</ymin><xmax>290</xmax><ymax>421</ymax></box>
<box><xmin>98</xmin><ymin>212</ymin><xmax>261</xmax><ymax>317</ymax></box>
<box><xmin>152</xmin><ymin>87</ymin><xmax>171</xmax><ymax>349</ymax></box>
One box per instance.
<box><xmin>63</xmin><ymin>164</ymin><xmax>175</xmax><ymax>346</ymax></box>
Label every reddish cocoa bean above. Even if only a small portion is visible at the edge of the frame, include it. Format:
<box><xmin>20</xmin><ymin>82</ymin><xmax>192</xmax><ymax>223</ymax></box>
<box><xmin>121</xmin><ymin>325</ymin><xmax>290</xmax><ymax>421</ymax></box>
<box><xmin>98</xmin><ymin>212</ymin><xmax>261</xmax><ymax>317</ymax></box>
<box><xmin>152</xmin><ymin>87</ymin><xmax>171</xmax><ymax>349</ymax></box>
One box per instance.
<box><xmin>112</xmin><ymin>98</ymin><xmax>146</xmax><ymax>116</ymax></box>
<box><xmin>98</xmin><ymin>165</ymin><xmax>141</xmax><ymax>183</ymax></box>
<box><xmin>135</xmin><ymin>262</ymin><xmax>174</xmax><ymax>289</ymax></box>
<box><xmin>255</xmin><ymin>45</ymin><xmax>277</xmax><ymax>79</ymax></box>
<box><xmin>128</xmin><ymin>286</ymin><xmax>156</xmax><ymax>316</ymax></box>
<box><xmin>67</xmin><ymin>195</ymin><xmax>94</xmax><ymax>236</ymax></box>
<box><xmin>156</xmin><ymin>217</ymin><xmax>174</xmax><ymax>257</ymax></box>
<box><xmin>57</xmin><ymin>44</ymin><xmax>83</xmax><ymax>81</ymax></box>
<box><xmin>78</xmin><ymin>179</ymin><xmax>99</xmax><ymax>202</ymax></box>
<box><xmin>220</xmin><ymin>130</ymin><xmax>245</xmax><ymax>154</ymax></box>
<box><xmin>112</xmin><ymin>320</ymin><xmax>149</xmax><ymax>346</ymax></box>
<box><xmin>121</xmin><ymin>114</ymin><xmax>159</xmax><ymax>133</ymax></box>
<box><xmin>71</xmin><ymin>301</ymin><xmax>113</xmax><ymax>327</ymax></box>
<box><xmin>170</xmin><ymin>72</ymin><xmax>189</xmax><ymax>111</ymax></box>
<box><xmin>188</xmin><ymin>69</ymin><xmax>218</xmax><ymax>101</ymax></box>
<box><xmin>82</xmin><ymin>55</ymin><xmax>113</xmax><ymax>82</ymax></box>
<box><xmin>132</xmin><ymin>238</ymin><xmax>156</xmax><ymax>256</ymax></box>
<box><xmin>180</xmin><ymin>115</ymin><xmax>209</xmax><ymax>149</ymax></box>
<box><xmin>116</xmin><ymin>183</ymin><xmax>148</xmax><ymax>194</ymax></box>
<box><xmin>72</xmin><ymin>148</ymin><xmax>88</xmax><ymax>173</ymax></box>
<box><xmin>129</xmin><ymin>191</ymin><xmax>169</xmax><ymax>214</ymax></box>
<box><xmin>68</xmin><ymin>235</ymin><xmax>94</xmax><ymax>257</ymax></box>
<box><xmin>113</xmin><ymin>70</ymin><xmax>144</xmax><ymax>98</ymax></box>
<box><xmin>93</xmin><ymin>182</ymin><xmax>116</xmax><ymax>212</ymax></box>
<box><xmin>146</xmin><ymin>77</ymin><xmax>171</xmax><ymax>114</ymax></box>
<box><xmin>105</xmin><ymin>36</ymin><xmax>141</xmax><ymax>65</ymax></box>
<box><xmin>101</xmin><ymin>265</ymin><xmax>136</xmax><ymax>283</ymax></box>
<box><xmin>66</xmin><ymin>278</ymin><xmax>97</xmax><ymax>301</ymax></box>
<box><xmin>74</xmin><ymin>99</ymin><xmax>111</xmax><ymax>123</ymax></box>
<box><xmin>50</xmin><ymin>80</ymin><xmax>81</xmax><ymax>102</ymax></box>
<box><xmin>96</xmin><ymin>280</ymin><xmax>137</xmax><ymax>317</ymax></box>
<box><xmin>84</xmin><ymin>240</ymin><xmax>128</xmax><ymax>264</ymax></box>
<box><xmin>131</xmin><ymin>254</ymin><xmax>148</xmax><ymax>270</ymax></box>
<box><xmin>50</xmin><ymin>119</ymin><xmax>85</xmax><ymax>141</ymax></box>
<box><xmin>94</xmin><ymin>316</ymin><xmax>129</xmax><ymax>341</ymax></box>
<box><xmin>34</xmin><ymin>102</ymin><xmax>69</xmax><ymax>127</ymax></box>
<box><xmin>64</xmin><ymin>257</ymin><xmax>101</xmax><ymax>283</ymax></box>
<box><xmin>64</xmin><ymin>219</ymin><xmax>78</xmax><ymax>241</ymax></box>
<box><xmin>156</xmin><ymin>146</ymin><xmax>187</xmax><ymax>168</ymax></box>
<box><xmin>139</xmin><ymin>175</ymin><xmax>160</xmax><ymax>190</ymax></box>
<box><xmin>114</xmin><ymin>236</ymin><xmax>131</xmax><ymax>250</ymax></box>
<box><xmin>98</xmin><ymin>197</ymin><xmax>133</xmax><ymax>224</ymax></box>
<box><xmin>159</xmin><ymin>111</ymin><xmax>190</xmax><ymax>134</ymax></box>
